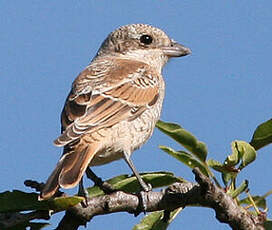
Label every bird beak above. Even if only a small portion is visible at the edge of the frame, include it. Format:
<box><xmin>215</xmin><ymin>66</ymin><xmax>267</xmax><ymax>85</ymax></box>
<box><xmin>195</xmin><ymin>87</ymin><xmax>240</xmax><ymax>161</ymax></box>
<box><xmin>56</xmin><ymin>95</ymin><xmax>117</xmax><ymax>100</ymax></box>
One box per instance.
<box><xmin>162</xmin><ymin>41</ymin><xmax>191</xmax><ymax>57</ymax></box>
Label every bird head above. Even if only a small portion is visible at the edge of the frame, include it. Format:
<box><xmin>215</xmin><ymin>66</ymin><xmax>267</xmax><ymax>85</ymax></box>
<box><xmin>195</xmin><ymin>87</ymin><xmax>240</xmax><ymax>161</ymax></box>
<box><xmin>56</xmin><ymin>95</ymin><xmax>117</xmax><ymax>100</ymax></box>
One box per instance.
<box><xmin>96</xmin><ymin>24</ymin><xmax>191</xmax><ymax>71</ymax></box>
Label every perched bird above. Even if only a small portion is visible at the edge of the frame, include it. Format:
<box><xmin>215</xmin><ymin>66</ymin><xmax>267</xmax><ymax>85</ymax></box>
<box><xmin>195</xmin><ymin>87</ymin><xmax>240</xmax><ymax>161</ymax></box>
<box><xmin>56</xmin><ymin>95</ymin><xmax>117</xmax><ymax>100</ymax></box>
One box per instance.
<box><xmin>40</xmin><ymin>24</ymin><xmax>191</xmax><ymax>200</ymax></box>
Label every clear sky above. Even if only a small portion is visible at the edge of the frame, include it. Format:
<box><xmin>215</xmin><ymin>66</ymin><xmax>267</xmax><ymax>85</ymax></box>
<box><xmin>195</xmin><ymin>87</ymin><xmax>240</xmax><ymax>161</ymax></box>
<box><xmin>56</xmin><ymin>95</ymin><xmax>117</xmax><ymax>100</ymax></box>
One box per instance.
<box><xmin>1</xmin><ymin>1</ymin><xmax>272</xmax><ymax>229</ymax></box>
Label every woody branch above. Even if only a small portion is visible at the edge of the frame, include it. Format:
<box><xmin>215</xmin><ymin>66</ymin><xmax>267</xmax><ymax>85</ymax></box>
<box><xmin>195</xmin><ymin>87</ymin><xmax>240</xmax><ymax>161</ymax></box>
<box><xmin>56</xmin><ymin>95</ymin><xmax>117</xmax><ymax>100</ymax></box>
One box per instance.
<box><xmin>56</xmin><ymin>168</ymin><xmax>264</xmax><ymax>230</ymax></box>
<box><xmin>0</xmin><ymin>168</ymin><xmax>265</xmax><ymax>230</ymax></box>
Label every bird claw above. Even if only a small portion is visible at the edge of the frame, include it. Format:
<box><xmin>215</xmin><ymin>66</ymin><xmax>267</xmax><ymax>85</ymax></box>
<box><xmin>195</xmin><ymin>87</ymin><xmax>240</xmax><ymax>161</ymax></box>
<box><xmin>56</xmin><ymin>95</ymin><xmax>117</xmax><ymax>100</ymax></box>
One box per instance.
<box><xmin>79</xmin><ymin>189</ymin><xmax>89</xmax><ymax>207</ymax></box>
<box><xmin>145</xmin><ymin>183</ymin><xmax>152</xmax><ymax>192</ymax></box>
<box><xmin>78</xmin><ymin>180</ymin><xmax>90</xmax><ymax>207</ymax></box>
<box><xmin>81</xmin><ymin>196</ymin><xmax>89</xmax><ymax>208</ymax></box>
<box><xmin>134</xmin><ymin>190</ymin><xmax>151</xmax><ymax>216</ymax></box>
<box><xmin>139</xmin><ymin>191</ymin><xmax>149</xmax><ymax>212</ymax></box>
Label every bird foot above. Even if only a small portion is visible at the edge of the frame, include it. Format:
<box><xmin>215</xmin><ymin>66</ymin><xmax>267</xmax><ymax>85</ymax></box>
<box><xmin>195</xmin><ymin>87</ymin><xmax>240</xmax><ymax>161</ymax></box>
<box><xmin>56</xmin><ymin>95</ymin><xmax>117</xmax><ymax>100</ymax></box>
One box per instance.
<box><xmin>142</xmin><ymin>183</ymin><xmax>152</xmax><ymax>192</ymax></box>
<box><xmin>134</xmin><ymin>189</ymin><xmax>151</xmax><ymax>216</ymax></box>
<box><xmin>78</xmin><ymin>181</ymin><xmax>90</xmax><ymax>207</ymax></box>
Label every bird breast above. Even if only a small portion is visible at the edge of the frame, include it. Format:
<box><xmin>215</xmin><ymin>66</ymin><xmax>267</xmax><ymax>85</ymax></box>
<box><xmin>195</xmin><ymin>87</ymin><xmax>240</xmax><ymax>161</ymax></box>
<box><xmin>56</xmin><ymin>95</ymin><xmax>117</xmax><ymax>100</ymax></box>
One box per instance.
<box><xmin>89</xmin><ymin>76</ymin><xmax>165</xmax><ymax>166</ymax></box>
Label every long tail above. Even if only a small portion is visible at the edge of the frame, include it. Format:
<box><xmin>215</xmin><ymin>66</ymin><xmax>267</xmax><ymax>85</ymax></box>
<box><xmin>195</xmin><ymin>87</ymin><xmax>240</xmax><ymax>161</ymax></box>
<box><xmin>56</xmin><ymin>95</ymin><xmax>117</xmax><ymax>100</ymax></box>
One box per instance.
<box><xmin>39</xmin><ymin>143</ymin><xmax>98</xmax><ymax>200</ymax></box>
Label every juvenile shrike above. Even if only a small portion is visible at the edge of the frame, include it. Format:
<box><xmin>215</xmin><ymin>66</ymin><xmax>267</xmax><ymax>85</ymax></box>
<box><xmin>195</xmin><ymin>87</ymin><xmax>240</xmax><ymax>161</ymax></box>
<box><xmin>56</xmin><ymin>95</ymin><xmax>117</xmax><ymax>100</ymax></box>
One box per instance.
<box><xmin>40</xmin><ymin>24</ymin><xmax>191</xmax><ymax>200</ymax></box>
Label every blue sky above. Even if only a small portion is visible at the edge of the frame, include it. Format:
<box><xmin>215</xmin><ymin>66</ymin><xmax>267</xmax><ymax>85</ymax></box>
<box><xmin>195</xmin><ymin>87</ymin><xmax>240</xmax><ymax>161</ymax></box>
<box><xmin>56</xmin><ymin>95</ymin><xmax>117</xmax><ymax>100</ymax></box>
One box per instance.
<box><xmin>1</xmin><ymin>1</ymin><xmax>272</xmax><ymax>229</ymax></box>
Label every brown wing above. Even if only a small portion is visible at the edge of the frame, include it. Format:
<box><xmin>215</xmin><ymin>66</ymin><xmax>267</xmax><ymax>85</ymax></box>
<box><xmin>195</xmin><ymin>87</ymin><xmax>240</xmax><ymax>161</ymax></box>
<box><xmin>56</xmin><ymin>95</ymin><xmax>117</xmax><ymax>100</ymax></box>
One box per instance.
<box><xmin>54</xmin><ymin>58</ymin><xmax>161</xmax><ymax>146</ymax></box>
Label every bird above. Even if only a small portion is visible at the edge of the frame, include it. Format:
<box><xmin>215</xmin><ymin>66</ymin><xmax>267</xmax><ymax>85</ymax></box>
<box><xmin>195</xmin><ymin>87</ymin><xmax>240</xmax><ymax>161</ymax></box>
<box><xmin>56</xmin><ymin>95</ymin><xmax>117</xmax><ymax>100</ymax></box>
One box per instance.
<box><xmin>39</xmin><ymin>23</ymin><xmax>191</xmax><ymax>200</ymax></box>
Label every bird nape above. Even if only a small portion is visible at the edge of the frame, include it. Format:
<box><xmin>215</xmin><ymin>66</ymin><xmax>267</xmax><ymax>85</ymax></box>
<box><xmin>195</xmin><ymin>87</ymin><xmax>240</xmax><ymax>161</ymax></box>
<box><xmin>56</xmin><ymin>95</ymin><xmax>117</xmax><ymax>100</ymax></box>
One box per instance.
<box><xmin>39</xmin><ymin>24</ymin><xmax>191</xmax><ymax>201</ymax></box>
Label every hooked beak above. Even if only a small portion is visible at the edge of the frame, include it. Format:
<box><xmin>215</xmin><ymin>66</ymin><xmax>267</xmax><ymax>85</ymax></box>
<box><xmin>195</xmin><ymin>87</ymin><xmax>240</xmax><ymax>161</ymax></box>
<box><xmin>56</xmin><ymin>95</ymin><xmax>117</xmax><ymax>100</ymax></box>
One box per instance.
<box><xmin>162</xmin><ymin>41</ymin><xmax>191</xmax><ymax>57</ymax></box>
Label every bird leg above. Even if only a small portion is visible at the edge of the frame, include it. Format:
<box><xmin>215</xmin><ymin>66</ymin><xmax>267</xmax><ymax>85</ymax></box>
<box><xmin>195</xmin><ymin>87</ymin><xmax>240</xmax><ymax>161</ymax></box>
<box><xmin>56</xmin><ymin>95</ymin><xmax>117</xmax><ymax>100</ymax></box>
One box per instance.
<box><xmin>78</xmin><ymin>179</ymin><xmax>89</xmax><ymax>207</ymax></box>
<box><xmin>123</xmin><ymin>152</ymin><xmax>152</xmax><ymax>192</ymax></box>
<box><xmin>123</xmin><ymin>151</ymin><xmax>152</xmax><ymax>213</ymax></box>
<box><xmin>78</xmin><ymin>168</ymin><xmax>115</xmax><ymax>207</ymax></box>
<box><xmin>85</xmin><ymin>167</ymin><xmax>116</xmax><ymax>194</ymax></box>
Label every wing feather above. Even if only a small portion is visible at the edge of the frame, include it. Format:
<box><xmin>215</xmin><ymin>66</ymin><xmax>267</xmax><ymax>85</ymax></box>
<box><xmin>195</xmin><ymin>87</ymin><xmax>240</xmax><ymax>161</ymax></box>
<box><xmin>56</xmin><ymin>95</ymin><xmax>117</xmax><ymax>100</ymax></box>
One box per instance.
<box><xmin>54</xmin><ymin>58</ymin><xmax>161</xmax><ymax>146</ymax></box>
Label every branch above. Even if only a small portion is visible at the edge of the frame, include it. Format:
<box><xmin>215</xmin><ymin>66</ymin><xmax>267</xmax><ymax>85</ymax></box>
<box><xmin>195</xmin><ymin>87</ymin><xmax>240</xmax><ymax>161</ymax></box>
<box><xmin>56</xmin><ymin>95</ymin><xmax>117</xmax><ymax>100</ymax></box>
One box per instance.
<box><xmin>192</xmin><ymin>168</ymin><xmax>265</xmax><ymax>230</ymax></box>
<box><xmin>56</xmin><ymin>168</ymin><xmax>265</xmax><ymax>230</ymax></box>
<box><xmin>1</xmin><ymin>169</ymin><xmax>265</xmax><ymax>229</ymax></box>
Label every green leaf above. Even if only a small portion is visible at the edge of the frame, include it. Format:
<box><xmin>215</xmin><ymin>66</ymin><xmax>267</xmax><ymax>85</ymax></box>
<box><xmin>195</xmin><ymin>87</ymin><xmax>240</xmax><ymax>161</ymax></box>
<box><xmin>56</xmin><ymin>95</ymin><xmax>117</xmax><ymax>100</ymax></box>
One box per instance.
<box><xmin>0</xmin><ymin>222</ymin><xmax>49</xmax><ymax>230</ymax></box>
<box><xmin>239</xmin><ymin>196</ymin><xmax>267</xmax><ymax>210</ymax></box>
<box><xmin>29</xmin><ymin>222</ymin><xmax>49</xmax><ymax>230</ymax></box>
<box><xmin>87</xmin><ymin>172</ymin><xmax>184</xmax><ymax>196</ymax></box>
<box><xmin>221</xmin><ymin>141</ymin><xmax>256</xmax><ymax>187</ymax></box>
<box><xmin>222</xmin><ymin>172</ymin><xmax>236</xmax><ymax>187</ymax></box>
<box><xmin>0</xmin><ymin>190</ymin><xmax>84</xmax><ymax>212</ymax></box>
<box><xmin>228</xmin><ymin>180</ymin><xmax>248</xmax><ymax>198</ymax></box>
<box><xmin>132</xmin><ymin>208</ymin><xmax>182</xmax><ymax>230</ymax></box>
<box><xmin>224</xmin><ymin>141</ymin><xmax>256</xmax><ymax>170</ymax></box>
<box><xmin>207</xmin><ymin>159</ymin><xmax>230</xmax><ymax>173</ymax></box>
<box><xmin>250</xmin><ymin>119</ymin><xmax>272</xmax><ymax>150</ymax></box>
<box><xmin>237</xmin><ymin>141</ymin><xmax>257</xmax><ymax>169</ymax></box>
<box><xmin>0</xmin><ymin>190</ymin><xmax>38</xmax><ymax>212</ymax></box>
<box><xmin>45</xmin><ymin>196</ymin><xmax>84</xmax><ymax>211</ymax></box>
<box><xmin>264</xmin><ymin>220</ymin><xmax>272</xmax><ymax>230</ymax></box>
<box><xmin>160</xmin><ymin>146</ymin><xmax>209</xmax><ymax>176</ymax></box>
<box><xmin>224</xmin><ymin>142</ymin><xmax>240</xmax><ymax>167</ymax></box>
<box><xmin>156</xmin><ymin>120</ymin><xmax>207</xmax><ymax>162</ymax></box>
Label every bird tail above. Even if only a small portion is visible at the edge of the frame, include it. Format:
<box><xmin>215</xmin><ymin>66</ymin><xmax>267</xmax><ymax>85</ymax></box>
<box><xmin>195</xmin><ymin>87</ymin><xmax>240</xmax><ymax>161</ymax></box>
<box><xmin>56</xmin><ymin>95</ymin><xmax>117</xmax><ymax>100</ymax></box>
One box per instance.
<box><xmin>39</xmin><ymin>142</ymin><xmax>99</xmax><ymax>200</ymax></box>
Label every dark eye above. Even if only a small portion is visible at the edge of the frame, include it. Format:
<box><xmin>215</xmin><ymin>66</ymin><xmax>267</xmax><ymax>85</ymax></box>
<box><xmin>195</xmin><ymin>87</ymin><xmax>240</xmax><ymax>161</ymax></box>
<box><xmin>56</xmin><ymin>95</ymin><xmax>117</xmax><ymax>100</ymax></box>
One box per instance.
<box><xmin>140</xmin><ymin>34</ymin><xmax>153</xmax><ymax>45</ymax></box>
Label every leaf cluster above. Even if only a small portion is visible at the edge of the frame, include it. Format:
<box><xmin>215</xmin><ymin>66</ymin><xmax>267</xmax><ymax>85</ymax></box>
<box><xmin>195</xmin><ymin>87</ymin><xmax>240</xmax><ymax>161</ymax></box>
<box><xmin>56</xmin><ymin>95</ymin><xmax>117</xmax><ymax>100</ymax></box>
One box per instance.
<box><xmin>156</xmin><ymin>119</ymin><xmax>272</xmax><ymax>229</ymax></box>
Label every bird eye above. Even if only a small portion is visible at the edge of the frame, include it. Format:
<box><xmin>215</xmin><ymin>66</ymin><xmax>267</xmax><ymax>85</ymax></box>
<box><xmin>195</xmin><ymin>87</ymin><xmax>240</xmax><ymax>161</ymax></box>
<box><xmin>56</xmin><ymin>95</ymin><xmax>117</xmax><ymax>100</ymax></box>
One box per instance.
<box><xmin>140</xmin><ymin>34</ymin><xmax>153</xmax><ymax>45</ymax></box>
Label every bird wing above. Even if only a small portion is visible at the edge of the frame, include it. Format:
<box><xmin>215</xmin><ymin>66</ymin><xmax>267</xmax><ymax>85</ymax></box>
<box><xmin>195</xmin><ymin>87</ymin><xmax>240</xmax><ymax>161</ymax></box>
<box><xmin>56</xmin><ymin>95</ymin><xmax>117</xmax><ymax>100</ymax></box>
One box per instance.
<box><xmin>54</xmin><ymin>58</ymin><xmax>161</xmax><ymax>146</ymax></box>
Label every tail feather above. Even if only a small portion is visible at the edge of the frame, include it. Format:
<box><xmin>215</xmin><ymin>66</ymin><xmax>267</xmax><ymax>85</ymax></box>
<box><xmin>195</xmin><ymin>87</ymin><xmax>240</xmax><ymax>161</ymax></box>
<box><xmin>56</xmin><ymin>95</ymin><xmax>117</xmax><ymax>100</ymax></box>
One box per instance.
<box><xmin>59</xmin><ymin>146</ymin><xmax>93</xmax><ymax>188</ymax></box>
<box><xmin>39</xmin><ymin>160</ymin><xmax>63</xmax><ymax>200</ymax></box>
<box><xmin>39</xmin><ymin>143</ymin><xmax>98</xmax><ymax>200</ymax></box>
